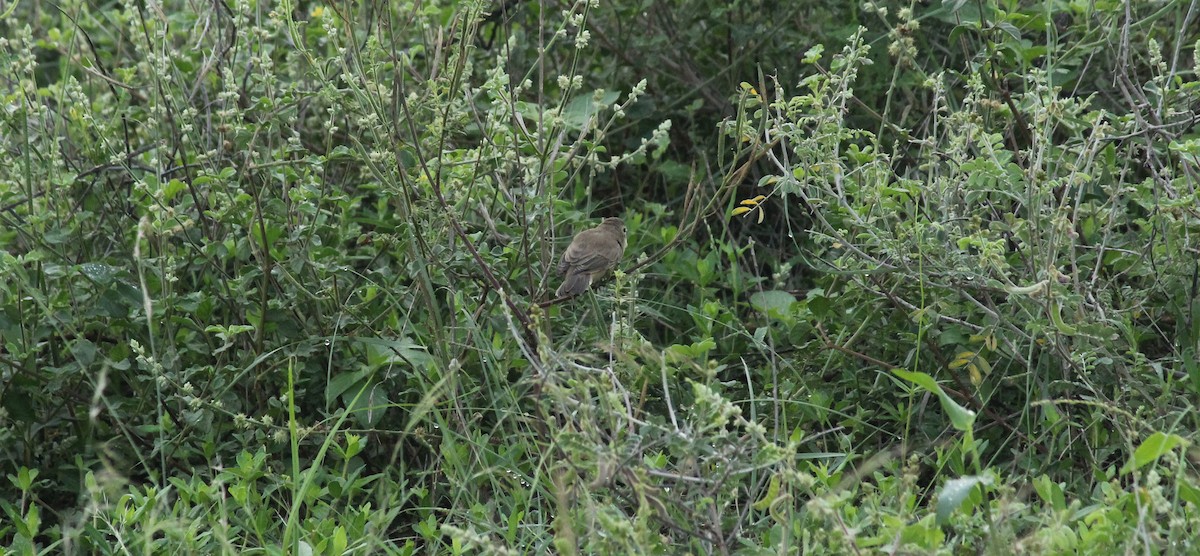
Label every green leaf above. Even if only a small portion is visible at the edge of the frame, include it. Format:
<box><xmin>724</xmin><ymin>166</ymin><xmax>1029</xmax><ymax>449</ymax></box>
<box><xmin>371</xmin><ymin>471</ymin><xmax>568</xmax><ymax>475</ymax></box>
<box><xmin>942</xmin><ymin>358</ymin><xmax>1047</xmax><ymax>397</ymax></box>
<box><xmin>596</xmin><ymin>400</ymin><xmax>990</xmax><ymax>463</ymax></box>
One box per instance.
<box><xmin>70</xmin><ymin>339</ymin><xmax>97</xmax><ymax>366</ymax></box>
<box><xmin>11</xmin><ymin>467</ymin><xmax>38</xmax><ymax>491</ymax></box>
<box><xmin>936</xmin><ymin>475</ymin><xmax>989</xmax><ymax>524</ymax></box>
<box><xmin>355</xmin><ymin>337</ymin><xmax>433</xmax><ymax>369</ymax></box>
<box><xmin>1033</xmin><ymin>475</ymin><xmax>1066</xmax><ymax>511</ymax></box>
<box><xmin>805</xmin><ymin>289</ymin><xmax>831</xmax><ymax>318</ymax></box>
<box><xmin>1180</xmin><ymin>480</ymin><xmax>1200</xmax><ymax>507</ymax></box>
<box><xmin>78</xmin><ymin>262</ymin><xmax>120</xmax><ymax>284</ymax></box>
<box><xmin>892</xmin><ymin>369</ymin><xmax>976</xmax><ymax>431</ymax></box>
<box><xmin>163</xmin><ymin>178</ymin><xmax>187</xmax><ymax>201</ymax></box>
<box><xmin>891</xmin><ymin>368</ymin><xmax>940</xmax><ymax>393</ymax></box>
<box><xmin>326</xmin><ymin>370</ymin><xmax>367</xmax><ymax>406</ymax></box>
<box><xmin>802</xmin><ymin>44</ymin><xmax>824</xmax><ymax>63</ymax></box>
<box><xmin>750</xmin><ymin>290</ymin><xmax>796</xmax><ymax>321</ymax></box>
<box><xmin>562</xmin><ymin>90</ymin><xmax>621</xmax><ymax>130</ymax></box>
<box><xmin>665</xmin><ymin>338</ymin><xmax>716</xmax><ymax>362</ymax></box>
<box><xmin>330</xmin><ymin>526</ymin><xmax>348</xmax><ymax>555</ymax></box>
<box><xmin>1048</xmin><ymin>298</ymin><xmax>1078</xmax><ymax>335</ymax></box>
<box><xmin>1122</xmin><ymin>432</ymin><xmax>1187</xmax><ymax>474</ymax></box>
<box><xmin>752</xmin><ymin>475</ymin><xmax>781</xmax><ymax>511</ymax></box>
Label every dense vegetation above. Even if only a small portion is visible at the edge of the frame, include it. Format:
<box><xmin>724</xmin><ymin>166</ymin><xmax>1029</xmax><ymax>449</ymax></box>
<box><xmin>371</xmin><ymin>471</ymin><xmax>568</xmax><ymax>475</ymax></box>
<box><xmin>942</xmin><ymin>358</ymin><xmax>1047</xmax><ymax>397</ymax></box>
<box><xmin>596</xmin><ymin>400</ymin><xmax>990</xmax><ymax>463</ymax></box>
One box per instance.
<box><xmin>3</xmin><ymin>0</ymin><xmax>1200</xmax><ymax>553</ymax></box>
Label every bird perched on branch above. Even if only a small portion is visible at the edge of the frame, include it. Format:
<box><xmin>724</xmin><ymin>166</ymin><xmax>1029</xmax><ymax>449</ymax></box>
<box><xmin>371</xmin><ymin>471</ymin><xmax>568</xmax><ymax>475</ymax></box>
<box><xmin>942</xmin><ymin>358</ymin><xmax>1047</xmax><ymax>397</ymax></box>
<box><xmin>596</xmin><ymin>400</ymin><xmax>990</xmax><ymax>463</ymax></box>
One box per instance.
<box><xmin>556</xmin><ymin>217</ymin><xmax>627</xmax><ymax>298</ymax></box>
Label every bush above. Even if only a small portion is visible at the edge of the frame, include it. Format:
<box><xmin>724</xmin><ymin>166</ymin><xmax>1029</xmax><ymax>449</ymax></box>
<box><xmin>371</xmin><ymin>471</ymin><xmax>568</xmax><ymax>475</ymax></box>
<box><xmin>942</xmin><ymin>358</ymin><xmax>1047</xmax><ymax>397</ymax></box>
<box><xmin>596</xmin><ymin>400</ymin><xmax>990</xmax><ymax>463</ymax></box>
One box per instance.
<box><xmin>2</xmin><ymin>0</ymin><xmax>1199</xmax><ymax>553</ymax></box>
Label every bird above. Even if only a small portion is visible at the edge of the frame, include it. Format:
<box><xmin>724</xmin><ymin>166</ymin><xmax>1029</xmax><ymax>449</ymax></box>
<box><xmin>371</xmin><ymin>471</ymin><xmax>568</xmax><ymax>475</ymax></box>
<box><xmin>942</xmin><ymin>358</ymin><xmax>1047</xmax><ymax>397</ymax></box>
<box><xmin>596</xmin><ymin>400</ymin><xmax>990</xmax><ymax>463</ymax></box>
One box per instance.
<box><xmin>556</xmin><ymin>217</ymin><xmax>627</xmax><ymax>298</ymax></box>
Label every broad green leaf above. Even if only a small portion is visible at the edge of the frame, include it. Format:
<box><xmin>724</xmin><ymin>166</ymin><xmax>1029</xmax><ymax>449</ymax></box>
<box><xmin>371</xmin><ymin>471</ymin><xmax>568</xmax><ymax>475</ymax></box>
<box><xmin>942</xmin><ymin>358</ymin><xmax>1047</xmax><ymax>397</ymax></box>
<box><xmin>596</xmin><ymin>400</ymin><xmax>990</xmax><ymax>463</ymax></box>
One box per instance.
<box><xmin>1122</xmin><ymin>432</ymin><xmax>1187</xmax><ymax>474</ymax></box>
<box><xmin>326</xmin><ymin>370</ymin><xmax>367</xmax><ymax>406</ymax></box>
<box><xmin>750</xmin><ymin>290</ymin><xmax>796</xmax><ymax>321</ymax></box>
<box><xmin>562</xmin><ymin>90</ymin><xmax>621</xmax><ymax>130</ymax></box>
<box><xmin>1180</xmin><ymin>480</ymin><xmax>1200</xmax><ymax>507</ymax></box>
<box><xmin>936</xmin><ymin>475</ymin><xmax>989</xmax><ymax>524</ymax></box>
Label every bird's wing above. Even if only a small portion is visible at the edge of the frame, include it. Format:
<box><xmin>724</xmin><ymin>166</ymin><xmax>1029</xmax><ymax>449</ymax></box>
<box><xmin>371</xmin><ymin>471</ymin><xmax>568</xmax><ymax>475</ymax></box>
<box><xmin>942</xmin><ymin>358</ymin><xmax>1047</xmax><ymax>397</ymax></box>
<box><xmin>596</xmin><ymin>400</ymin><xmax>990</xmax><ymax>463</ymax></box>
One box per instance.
<box><xmin>563</xmin><ymin>250</ymin><xmax>615</xmax><ymax>274</ymax></box>
<box><xmin>560</xmin><ymin>229</ymin><xmax>622</xmax><ymax>274</ymax></box>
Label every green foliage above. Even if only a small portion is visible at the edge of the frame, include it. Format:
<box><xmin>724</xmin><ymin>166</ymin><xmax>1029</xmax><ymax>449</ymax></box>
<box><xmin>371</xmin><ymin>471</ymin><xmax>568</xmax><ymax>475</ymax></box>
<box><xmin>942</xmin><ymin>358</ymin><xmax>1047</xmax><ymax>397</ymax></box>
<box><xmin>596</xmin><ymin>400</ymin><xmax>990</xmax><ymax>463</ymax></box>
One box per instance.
<box><xmin>2</xmin><ymin>0</ymin><xmax>1200</xmax><ymax>553</ymax></box>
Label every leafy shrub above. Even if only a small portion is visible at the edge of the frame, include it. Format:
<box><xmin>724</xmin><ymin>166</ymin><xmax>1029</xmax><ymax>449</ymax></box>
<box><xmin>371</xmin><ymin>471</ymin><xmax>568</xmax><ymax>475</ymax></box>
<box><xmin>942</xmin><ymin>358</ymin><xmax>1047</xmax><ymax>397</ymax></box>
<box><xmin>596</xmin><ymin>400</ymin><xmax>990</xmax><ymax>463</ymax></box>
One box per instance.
<box><xmin>2</xmin><ymin>0</ymin><xmax>1200</xmax><ymax>553</ymax></box>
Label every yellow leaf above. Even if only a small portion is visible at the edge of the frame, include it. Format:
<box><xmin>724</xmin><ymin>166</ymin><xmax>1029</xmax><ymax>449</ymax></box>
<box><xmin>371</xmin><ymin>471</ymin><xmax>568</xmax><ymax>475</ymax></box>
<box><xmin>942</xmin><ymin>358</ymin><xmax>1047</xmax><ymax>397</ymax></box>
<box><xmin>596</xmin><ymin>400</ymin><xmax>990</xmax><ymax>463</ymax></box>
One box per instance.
<box><xmin>757</xmin><ymin>208</ymin><xmax>765</xmax><ymax>224</ymax></box>
<box><xmin>752</xmin><ymin>195</ymin><xmax>766</xmax><ymax>203</ymax></box>
<box><xmin>949</xmin><ymin>351</ymin><xmax>975</xmax><ymax>369</ymax></box>
<box><xmin>740</xmin><ymin>198</ymin><xmax>760</xmax><ymax>206</ymax></box>
<box><xmin>968</xmin><ymin>364</ymin><xmax>982</xmax><ymax>385</ymax></box>
<box><xmin>732</xmin><ymin>207</ymin><xmax>751</xmax><ymax>216</ymax></box>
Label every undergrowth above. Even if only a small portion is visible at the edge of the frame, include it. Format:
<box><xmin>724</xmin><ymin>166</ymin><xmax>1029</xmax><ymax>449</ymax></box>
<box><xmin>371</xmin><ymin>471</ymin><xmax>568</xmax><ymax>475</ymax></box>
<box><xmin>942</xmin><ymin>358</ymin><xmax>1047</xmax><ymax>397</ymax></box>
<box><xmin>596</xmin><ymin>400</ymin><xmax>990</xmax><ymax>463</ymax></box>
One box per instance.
<box><xmin>2</xmin><ymin>0</ymin><xmax>1200</xmax><ymax>554</ymax></box>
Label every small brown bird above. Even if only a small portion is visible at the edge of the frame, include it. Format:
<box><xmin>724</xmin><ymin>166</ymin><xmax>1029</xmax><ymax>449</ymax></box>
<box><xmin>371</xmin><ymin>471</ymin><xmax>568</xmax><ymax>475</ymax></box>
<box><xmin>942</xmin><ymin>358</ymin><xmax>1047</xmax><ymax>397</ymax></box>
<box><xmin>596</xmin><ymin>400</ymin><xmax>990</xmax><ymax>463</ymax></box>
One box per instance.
<box><xmin>556</xmin><ymin>217</ymin><xmax>627</xmax><ymax>298</ymax></box>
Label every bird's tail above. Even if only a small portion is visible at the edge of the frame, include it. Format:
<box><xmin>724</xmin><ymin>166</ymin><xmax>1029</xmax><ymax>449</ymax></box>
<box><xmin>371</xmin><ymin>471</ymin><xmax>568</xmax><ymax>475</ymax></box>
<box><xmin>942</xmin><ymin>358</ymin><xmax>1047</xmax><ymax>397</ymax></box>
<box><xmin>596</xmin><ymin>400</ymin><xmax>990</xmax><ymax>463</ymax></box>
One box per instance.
<box><xmin>556</xmin><ymin>272</ymin><xmax>591</xmax><ymax>298</ymax></box>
